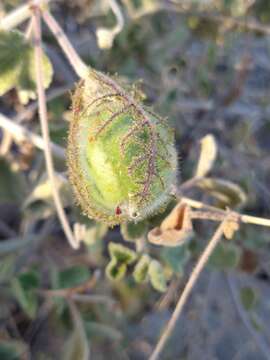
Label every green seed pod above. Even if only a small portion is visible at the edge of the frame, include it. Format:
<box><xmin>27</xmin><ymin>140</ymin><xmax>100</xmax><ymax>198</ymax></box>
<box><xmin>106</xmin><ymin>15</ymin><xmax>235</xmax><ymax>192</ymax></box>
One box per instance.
<box><xmin>67</xmin><ymin>69</ymin><xmax>177</xmax><ymax>225</ymax></box>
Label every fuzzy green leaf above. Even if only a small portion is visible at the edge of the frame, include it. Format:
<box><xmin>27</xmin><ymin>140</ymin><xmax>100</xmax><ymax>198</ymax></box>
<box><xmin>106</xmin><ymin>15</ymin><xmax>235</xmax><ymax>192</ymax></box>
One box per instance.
<box><xmin>57</xmin><ymin>265</ymin><xmax>91</xmax><ymax>289</ymax></box>
<box><xmin>121</xmin><ymin>220</ymin><xmax>148</xmax><ymax>242</ymax></box>
<box><xmin>106</xmin><ymin>258</ymin><xmax>127</xmax><ymax>281</ymax></box>
<box><xmin>133</xmin><ymin>254</ymin><xmax>151</xmax><ymax>283</ymax></box>
<box><xmin>108</xmin><ymin>243</ymin><xmax>137</xmax><ymax>264</ymax></box>
<box><xmin>0</xmin><ymin>30</ymin><xmax>53</xmax><ymax>103</ymax></box>
<box><xmin>148</xmin><ymin>260</ymin><xmax>167</xmax><ymax>292</ymax></box>
<box><xmin>162</xmin><ymin>245</ymin><xmax>190</xmax><ymax>274</ymax></box>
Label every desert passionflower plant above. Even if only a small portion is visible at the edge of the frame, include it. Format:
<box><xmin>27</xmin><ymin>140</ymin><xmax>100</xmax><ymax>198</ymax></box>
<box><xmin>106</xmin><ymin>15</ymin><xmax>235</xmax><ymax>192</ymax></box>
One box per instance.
<box><xmin>67</xmin><ymin>69</ymin><xmax>178</xmax><ymax>225</ymax></box>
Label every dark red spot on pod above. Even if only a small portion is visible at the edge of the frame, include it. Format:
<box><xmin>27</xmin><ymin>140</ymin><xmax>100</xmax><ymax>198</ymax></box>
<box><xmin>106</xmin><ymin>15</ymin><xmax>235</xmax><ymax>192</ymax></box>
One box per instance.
<box><xmin>115</xmin><ymin>206</ymin><xmax>122</xmax><ymax>215</ymax></box>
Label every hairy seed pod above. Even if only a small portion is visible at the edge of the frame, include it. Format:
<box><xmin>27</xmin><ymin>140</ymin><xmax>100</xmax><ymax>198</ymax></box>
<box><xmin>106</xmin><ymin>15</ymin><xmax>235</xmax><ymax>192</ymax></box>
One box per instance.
<box><xmin>67</xmin><ymin>70</ymin><xmax>177</xmax><ymax>225</ymax></box>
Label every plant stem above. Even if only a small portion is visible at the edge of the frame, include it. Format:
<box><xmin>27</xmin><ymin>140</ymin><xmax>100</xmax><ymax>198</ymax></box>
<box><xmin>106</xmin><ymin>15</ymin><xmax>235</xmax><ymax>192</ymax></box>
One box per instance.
<box><xmin>0</xmin><ymin>113</ymin><xmax>65</xmax><ymax>159</ymax></box>
<box><xmin>42</xmin><ymin>10</ymin><xmax>89</xmax><ymax>78</ymax></box>
<box><xmin>240</xmin><ymin>214</ymin><xmax>270</xmax><ymax>227</ymax></box>
<box><xmin>32</xmin><ymin>9</ymin><xmax>79</xmax><ymax>249</ymax></box>
<box><xmin>182</xmin><ymin>197</ymin><xmax>270</xmax><ymax>228</ymax></box>
<box><xmin>0</xmin><ymin>0</ymin><xmax>50</xmax><ymax>30</ymax></box>
<box><xmin>149</xmin><ymin>212</ymin><xmax>232</xmax><ymax>360</ymax></box>
<box><xmin>108</xmin><ymin>0</ymin><xmax>124</xmax><ymax>35</ymax></box>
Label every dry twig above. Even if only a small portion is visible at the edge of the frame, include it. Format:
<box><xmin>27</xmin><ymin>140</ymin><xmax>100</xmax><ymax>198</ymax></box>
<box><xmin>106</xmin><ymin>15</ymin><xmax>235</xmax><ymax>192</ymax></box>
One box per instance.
<box><xmin>149</xmin><ymin>211</ymin><xmax>233</xmax><ymax>360</ymax></box>
<box><xmin>32</xmin><ymin>8</ymin><xmax>78</xmax><ymax>249</ymax></box>
<box><xmin>0</xmin><ymin>113</ymin><xmax>65</xmax><ymax>159</ymax></box>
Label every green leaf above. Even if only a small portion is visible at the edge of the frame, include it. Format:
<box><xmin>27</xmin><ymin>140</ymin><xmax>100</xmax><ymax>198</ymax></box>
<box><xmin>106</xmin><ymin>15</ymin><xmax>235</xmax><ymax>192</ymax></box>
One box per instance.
<box><xmin>240</xmin><ymin>286</ymin><xmax>258</xmax><ymax>311</ymax></box>
<box><xmin>57</xmin><ymin>265</ymin><xmax>91</xmax><ymax>289</ymax></box>
<box><xmin>148</xmin><ymin>260</ymin><xmax>167</xmax><ymax>292</ymax></box>
<box><xmin>108</xmin><ymin>243</ymin><xmax>137</xmax><ymax>264</ymax></box>
<box><xmin>120</xmin><ymin>220</ymin><xmax>148</xmax><ymax>242</ymax></box>
<box><xmin>162</xmin><ymin>245</ymin><xmax>190</xmax><ymax>275</ymax></box>
<box><xmin>133</xmin><ymin>254</ymin><xmax>151</xmax><ymax>283</ymax></box>
<box><xmin>0</xmin><ymin>30</ymin><xmax>53</xmax><ymax>104</ymax></box>
<box><xmin>11</xmin><ymin>269</ymin><xmax>40</xmax><ymax>318</ymax></box>
<box><xmin>106</xmin><ymin>258</ymin><xmax>127</xmax><ymax>281</ymax></box>
<box><xmin>208</xmin><ymin>243</ymin><xmax>241</xmax><ymax>270</ymax></box>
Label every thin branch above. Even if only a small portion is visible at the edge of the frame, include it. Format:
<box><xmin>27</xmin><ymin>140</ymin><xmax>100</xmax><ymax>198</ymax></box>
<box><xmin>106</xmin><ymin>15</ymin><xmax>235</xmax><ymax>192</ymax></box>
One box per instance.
<box><xmin>0</xmin><ymin>0</ymin><xmax>50</xmax><ymax>30</ymax></box>
<box><xmin>39</xmin><ymin>270</ymin><xmax>100</xmax><ymax>298</ymax></box>
<box><xmin>42</xmin><ymin>10</ymin><xmax>89</xmax><ymax>79</ymax></box>
<box><xmin>240</xmin><ymin>214</ymin><xmax>270</xmax><ymax>227</ymax></box>
<box><xmin>0</xmin><ymin>113</ymin><xmax>65</xmax><ymax>159</ymax></box>
<box><xmin>181</xmin><ymin>197</ymin><xmax>270</xmax><ymax>228</ymax></box>
<box><xmin>226</xmin><ymin>274</ymin><xmax>270</xmax><ymax>360</ymax></box>
<box><xmin>32</xmin><ymin>9</ymin><xmax>79</xmax><ymax>249</ymax></box>
<box><xmin>149</xmin><ymin>212</ymin><xmax>232</xmax><ymax>360</ymax></box>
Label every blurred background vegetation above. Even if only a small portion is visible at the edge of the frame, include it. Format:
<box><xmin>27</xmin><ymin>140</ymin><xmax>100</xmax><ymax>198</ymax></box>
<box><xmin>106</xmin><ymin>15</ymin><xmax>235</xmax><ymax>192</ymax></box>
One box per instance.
<box><xmin>0</xmin><ymin>0</ymin><xmax>270</xmax><ymax>359</ymax></box>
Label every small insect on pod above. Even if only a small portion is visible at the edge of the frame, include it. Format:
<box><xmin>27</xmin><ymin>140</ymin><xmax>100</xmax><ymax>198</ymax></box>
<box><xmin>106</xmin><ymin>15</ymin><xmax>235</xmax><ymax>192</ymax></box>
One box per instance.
<box><xmin>67</xmin><ymin>69</ymin><xmax>178</xmax><ymax>226</ymax></box>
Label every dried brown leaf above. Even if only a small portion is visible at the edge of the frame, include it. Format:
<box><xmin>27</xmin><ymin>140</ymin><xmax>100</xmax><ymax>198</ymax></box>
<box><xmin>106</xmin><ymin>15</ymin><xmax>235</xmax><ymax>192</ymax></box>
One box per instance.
<box><xmin>148</xmin><ymin>202</ymin><xmax>193</xmax><ymax>247</ymax></box>
<box><xmin>223</xmin><ymin>219</ymin><xmax>240</xmax><ymax>239</ymax></box>
<box><xmin>195</xmin><ymin>134</ymin><xmax>217</xmax><ymax>178</ymax></box>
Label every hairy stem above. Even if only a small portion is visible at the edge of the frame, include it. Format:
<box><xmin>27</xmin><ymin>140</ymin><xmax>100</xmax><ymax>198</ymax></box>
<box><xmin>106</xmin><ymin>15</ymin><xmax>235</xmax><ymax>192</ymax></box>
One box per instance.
<box><xmin>149</xmin><ymin>212</ymin><xmax>232</xmax><ymax>360</ymax></box>
<box><xmin>42</xmin><ymin>10</ymin><xmax>88</xmax><ymax>78</ymax></box>
<box><xmin>32</xmin><ymin>9</ymin><xmax>79</xmax><ymax>249</ymax></box>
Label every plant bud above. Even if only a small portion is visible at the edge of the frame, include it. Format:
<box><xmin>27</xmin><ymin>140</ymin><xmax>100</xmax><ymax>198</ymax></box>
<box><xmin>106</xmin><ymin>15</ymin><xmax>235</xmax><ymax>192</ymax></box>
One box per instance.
<box><xmin>67</xmin><ymin>70</ymin><xmax>177</xmax><ymax>225</ymax></box>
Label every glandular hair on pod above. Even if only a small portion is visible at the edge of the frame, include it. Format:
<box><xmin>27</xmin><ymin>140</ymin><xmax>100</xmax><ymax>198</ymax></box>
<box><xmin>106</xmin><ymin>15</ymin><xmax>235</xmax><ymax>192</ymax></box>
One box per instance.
<box><xmin>67</xmin><ymin>69</ymin><xmax>178</xmax><ymax>226</ymax></box>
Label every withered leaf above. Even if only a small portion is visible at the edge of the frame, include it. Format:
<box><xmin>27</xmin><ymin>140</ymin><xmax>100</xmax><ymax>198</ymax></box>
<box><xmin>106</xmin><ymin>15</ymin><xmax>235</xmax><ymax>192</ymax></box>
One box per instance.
<box><xmin>148</xmin><ymin>202</ymin><xmax>193</xmax><ymax>247</ymax></box>
<box><xmin>195</xmin><ymin>134</ymin><xmax>217</xmax><ymax>178</ymax></box>
<box><xmin>223</xmin><ymin>218</ymin><xmax>240</xmax><ymax>239</ymax></box>
<box><xmin>196</xmin><ymin>177</ymin><xmax>247</xmax><ymax>208</ymax></box>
